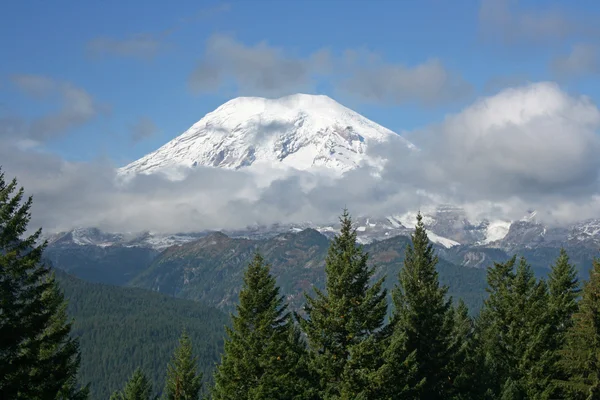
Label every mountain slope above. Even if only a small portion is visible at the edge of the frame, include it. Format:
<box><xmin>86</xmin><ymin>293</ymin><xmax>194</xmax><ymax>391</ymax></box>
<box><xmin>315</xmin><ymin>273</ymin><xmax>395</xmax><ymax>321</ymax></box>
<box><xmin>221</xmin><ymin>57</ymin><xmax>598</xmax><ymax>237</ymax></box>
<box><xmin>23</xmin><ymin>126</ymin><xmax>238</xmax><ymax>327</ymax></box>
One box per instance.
<box><xmin>54</xmin><ymin>269</ymin><xmax>228</xmax><ymax>400</ymax></box>
<box><xmin>129</xmin><ymin>229</ymin><xmax>487</xmax><ymax>313</ymax></box>
<box><xmin>119</xmin><ymin>93</ymin><xmax>414</xmax><ymax>177</ymax></box>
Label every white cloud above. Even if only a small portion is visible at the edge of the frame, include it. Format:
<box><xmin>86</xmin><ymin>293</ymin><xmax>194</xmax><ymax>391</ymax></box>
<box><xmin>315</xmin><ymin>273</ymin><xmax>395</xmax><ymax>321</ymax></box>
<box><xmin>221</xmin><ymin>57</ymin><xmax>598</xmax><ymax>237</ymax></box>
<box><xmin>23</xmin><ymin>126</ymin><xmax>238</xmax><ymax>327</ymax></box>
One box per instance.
<box><xmin>338</xmin><ymin>51</ymin><xmax>472</xmax><ymax>106</ymax></box>
<box><xmin>6</xmin><ymin>75</ymin><xmax>105</xmax><ymax>142</ymax></box>
<box><xmin>552</xmin><ymin>43</ymin><xmax>600</xmax><ymax>78</ymax></box>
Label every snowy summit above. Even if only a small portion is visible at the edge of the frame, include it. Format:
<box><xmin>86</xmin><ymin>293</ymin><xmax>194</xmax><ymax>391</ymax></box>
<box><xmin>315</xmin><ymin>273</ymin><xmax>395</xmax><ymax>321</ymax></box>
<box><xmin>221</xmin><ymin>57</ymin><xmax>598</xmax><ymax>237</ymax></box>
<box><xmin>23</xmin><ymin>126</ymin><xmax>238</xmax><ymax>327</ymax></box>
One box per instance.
<box><xmin>119</xmin><ymin>94</ymin><xmax>414</xmax><ymax>178</ymax></box>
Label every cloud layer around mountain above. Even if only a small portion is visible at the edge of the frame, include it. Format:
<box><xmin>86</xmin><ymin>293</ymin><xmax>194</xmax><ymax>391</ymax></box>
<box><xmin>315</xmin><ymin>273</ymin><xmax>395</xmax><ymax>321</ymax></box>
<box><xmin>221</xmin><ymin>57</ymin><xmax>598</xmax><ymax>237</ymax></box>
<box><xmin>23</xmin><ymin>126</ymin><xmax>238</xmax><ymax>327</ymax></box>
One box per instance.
<box><xmin>2</xmin><ymin>82</ymin><xmax>600</xmax><ymax>234</ymax></box>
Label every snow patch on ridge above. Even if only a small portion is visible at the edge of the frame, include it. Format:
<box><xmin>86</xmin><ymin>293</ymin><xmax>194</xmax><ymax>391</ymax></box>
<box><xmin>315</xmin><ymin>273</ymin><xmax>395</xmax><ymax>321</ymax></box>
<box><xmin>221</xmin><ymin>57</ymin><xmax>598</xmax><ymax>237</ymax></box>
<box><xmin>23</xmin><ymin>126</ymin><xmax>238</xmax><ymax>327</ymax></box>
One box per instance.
<box><xmin>427</xmin><ymin>231</ymin><xmax>461</xmax><ymax>248</ymax></box>
<box><xmin>482</xmin><ymin>220</ymin><xmax>511</xmax><ymax>244</ymax></box>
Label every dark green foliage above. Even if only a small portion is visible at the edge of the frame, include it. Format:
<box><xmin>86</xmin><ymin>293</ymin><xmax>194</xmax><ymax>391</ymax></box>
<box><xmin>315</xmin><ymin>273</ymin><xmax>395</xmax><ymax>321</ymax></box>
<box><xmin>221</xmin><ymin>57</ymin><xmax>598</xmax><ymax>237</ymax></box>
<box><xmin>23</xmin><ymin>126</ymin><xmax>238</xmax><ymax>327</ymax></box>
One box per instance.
<box><xmin>163</xmin><ymin>331</ymin><xmax>202</xmax><ymax>400</ymax></box>
<box><xmin>478</xmin><ymin>256</ymin><xmax>554</xmax><ymax>399</ymax></box>
<box><xmin>212</xmin><ymin>253</ymin><xmax>311</xmax><ymax>400</ymax></box>
<box><xmin>447</xmin><ymin>300</ymin><xmax>480</xmax><ymax>400</ymax></box>
<box><xmin>110</xmin><ymin>368</ymin><xmax>155</xmax><ymax>400</ymax></box>
<box><xmin>297</xmin><ymin>210</ymin><xmax>388</xmax><ymax>399</ymax></box>
<box><xmin>559</xmin><ymin>258</ymin><xmax>600</xmax><ymax>399</ymax></box>
<box><xmin>0</xmin><ymin>169</ymin><xmax>88</xmax><ymax>399</ymax></box>
<box><xmin>387</xmin><ymin>213</ymin><xmax>455</xmax><ymax>399</ymax></box>
<box><xmin>371</xmin><ymin>325</ymin><xmax>422</xmax><ymax>399</ymax></box>
<box><xmin>548</xmin><ymin>249</ymin><xmax>581</xmax><ymax>339</ymax></box>
<box><xmin>54</xmin><ymin>269</ymin><xmax>227</xmax><ymax>400</ymax></box>
<box><xmin>547</xmin><ymin>249</ymin><xmax>580</xmax><ymax>397</ymax></box>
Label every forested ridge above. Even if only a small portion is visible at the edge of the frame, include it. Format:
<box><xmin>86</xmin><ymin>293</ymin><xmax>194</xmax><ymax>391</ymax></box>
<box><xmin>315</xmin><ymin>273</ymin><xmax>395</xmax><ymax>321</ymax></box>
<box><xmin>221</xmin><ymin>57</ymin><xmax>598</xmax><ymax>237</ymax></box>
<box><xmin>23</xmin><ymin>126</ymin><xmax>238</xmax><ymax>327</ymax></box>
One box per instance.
<box><xmin>54</xmin><ymin>269</ymin><xmax>228</xmax><ymax>399</ymax></box>
<box><xmin>4</xmin><ymin>169</ymin><xmax>600</xmax><ymax>399</ymax></box>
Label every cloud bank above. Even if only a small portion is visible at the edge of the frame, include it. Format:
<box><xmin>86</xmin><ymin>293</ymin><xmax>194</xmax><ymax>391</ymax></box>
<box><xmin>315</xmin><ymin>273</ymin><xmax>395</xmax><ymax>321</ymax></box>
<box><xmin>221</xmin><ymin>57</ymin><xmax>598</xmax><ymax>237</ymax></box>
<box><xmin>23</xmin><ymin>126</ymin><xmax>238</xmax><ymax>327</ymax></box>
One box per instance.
<box><xmin>2</xmin><ymin>75</ymin><xmax>105</xmax><ymax>145</ymax></box>
<box><xmin>2</xmin><ymin>82</ymin><xmax>600</xmax><ymax>234</ymax></box>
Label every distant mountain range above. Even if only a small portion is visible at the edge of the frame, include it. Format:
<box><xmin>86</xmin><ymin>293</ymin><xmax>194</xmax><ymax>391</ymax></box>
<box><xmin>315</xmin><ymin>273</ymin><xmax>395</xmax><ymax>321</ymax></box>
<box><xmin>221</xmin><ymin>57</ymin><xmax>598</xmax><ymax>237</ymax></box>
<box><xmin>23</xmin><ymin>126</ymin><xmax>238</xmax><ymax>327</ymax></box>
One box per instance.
<box><xmin>44</xmin><ymin>205</ymin><xmax>600</xmax><ymax>254</ymax></box>
<box><xmin>44</xmin><ymin>218</ymin><xmax>600</xmax><ymax>317</ymax></box>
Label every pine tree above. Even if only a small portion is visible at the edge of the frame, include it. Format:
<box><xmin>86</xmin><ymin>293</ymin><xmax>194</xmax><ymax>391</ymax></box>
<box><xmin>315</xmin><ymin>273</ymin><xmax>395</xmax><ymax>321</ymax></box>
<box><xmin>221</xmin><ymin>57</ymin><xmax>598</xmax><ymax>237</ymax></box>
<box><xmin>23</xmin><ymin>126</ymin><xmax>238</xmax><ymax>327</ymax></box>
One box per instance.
<box><xmin>548</xmin><ymin>249</ymin><xmax>580</xmax><ymax>338</ymax></box>
<box><xmin>163</xmin><ymin>330</ymin><xmax>202</xmax><ymax>400</ymax></box>
<box><xmin>212</xmin><ymin>253</ymin><xmax>311</xmax><ymax>400</ymax></box>
<box><xmin>547</xmin><ymin>249</ymin><xmax>580</xmax><ymax>397</ymax></box>
<box><xmin>447</xmin><ymin>300</ymin><xmax>480</xmax><ymax>400</ymax></box>
<box><xmin>559</xmin><ymin>258</ymin><xmax>600</xmax><ymax>399</ymax></box>
<box><xmin>0</xmin><ymin>169</ymin><xmax>88</xmax><ymax>399</ymax></box>
<box><xmin>387</xmin><ymin>212</ymin><xmax>454</xmax><ymax>399</ymax></box>
<box><xmin>371</xmin><ymin>324</ymin><xmax>422</xmax><ymax>400</ymax></box>
<box><xmin>478</xmin><ymin>256</ymin><xmax>553</xmax><ymax>399</ymax></box>
<box><xmin>110</xmin><ymin>368</ymin><xmax>155</xmax><ymax>400</ymax></box>
<box><xmin>297</xmin><ymin>209</ymin><xmax>388</xmax><ymax>399</ymax></box>
<box><xmin>476</xmin><ymin>256</ymin><xmax>517</xmax><ymax>398</ymax></box>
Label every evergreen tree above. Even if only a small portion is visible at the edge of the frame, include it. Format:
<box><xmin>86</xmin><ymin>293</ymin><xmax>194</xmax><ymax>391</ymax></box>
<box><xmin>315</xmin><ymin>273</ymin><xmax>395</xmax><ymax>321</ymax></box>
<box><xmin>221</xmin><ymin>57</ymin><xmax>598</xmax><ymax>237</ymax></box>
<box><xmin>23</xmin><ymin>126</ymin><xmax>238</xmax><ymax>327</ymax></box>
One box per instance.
<box><xmin>212</xmin><ymin>253</ymin><xmax>311</xmax><ymax>400</ymax></box>
<box><xmin>0</xmin><ymin>169</ymin><xmax>88</xmax><ymax>399</ymax></box>
<box><xmin>447</xmin><ymin>300</ymin><xmax>480</xmax><ymax>400</ymax></box>
<box><xmin>478</xmin><ymin>256</ymin><xmax>553</xmax><ymax>399</ymax></box>
<box><xmin>559</xmin><ymin>258</ymin><xmax>600</xmax><ymax>399</ymax></box>
<box><xmin>297</xmin><ymin>209</ymin><xmax>388</xmax><ymax>399</ymax></box>
<box><xmin>163</xmin><ymin>330</ymin><xmax>202</xmax><ymax>400</ymax></box>
<box><xmin>371</xmin><ymin>324</ymin><xmax>422</xmax><ymax>400</ymax></box>
<box><xmin>110</xmin><ymin>368</ymin><xmax>155</xmax><ymax>400</ymax></box>
<box><xmin>387</xmin><ymin>212</ymin><xmax>454</xmax><ymax>399</ymax></box>
<box><xmin>548</xmin><ymin>249</ymin><xmax>580</xmax><ymax>338</ymax></box>
<box><xmin>547</xmin><ymin>249</ymin><xmax>580</xmax><ymax>397</ymax></box>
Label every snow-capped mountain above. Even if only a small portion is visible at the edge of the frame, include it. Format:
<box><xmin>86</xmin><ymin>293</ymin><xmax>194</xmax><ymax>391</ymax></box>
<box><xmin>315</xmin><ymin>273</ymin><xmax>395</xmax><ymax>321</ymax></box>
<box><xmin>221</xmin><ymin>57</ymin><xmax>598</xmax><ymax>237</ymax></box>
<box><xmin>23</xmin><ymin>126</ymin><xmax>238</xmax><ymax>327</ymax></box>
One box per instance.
<box><xmin>119</xmin><ymin>93</ymin><xmax>414</xmax><ymax>178</ymax></box>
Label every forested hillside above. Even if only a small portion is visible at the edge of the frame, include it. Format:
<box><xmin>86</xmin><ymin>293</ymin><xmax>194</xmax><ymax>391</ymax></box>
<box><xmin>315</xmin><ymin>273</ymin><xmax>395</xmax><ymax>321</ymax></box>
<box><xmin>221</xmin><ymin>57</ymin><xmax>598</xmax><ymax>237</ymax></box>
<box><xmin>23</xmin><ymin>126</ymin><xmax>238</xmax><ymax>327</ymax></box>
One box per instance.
<box><xmin>54</xmin><ymin>269</ymin><xmax>228</xmax><ymax>399</ymax></box>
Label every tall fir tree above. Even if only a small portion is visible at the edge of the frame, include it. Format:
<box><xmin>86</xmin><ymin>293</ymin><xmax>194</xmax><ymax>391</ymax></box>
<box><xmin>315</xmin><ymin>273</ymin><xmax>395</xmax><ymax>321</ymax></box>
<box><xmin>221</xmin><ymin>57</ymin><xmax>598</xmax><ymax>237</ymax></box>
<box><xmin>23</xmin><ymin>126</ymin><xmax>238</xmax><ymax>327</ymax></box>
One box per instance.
<box><xmin>0</xmin><ymin>169</ymin><xmax>88</xmax><ymax>399</ymax></box>
<box><xmin>559</xmin><ymin>258</ymin><xmax>600</xmax><ymax>399</ymax></box>
<box><xmin>163</xmin><ymin>330</ymin><xmax>202</xmax><ymax>400</ymax></box>
<box><xmin>212</xmin><ymin>253</ymin><xmax>311</xmax><ymax>400</ymax></box>
<box><xmin>110</xmin><ymin>368</ymin><xmax>155</xmax><ymax>400</ymax></box>
<box><xmin>478</xmin><ymin>256</ymin><xmax>553</xmax><ymax>399</ymax></box>
<box><xmin>547</xmin><ymin>249</ymin><xmax>580</xmax><ymax>397</ymax></box>
<box><xmin>297</xmin><ymin>209</ymin><xmax>388</xmax><ymax>399</ymax></box>
<box><xmin>387</xmin><ymin>212</ymin><xmax>455</xmax><ymax>399</ymax></box>
<box><xmin>447</xmin><ymin>299</ymin><xmax>480</xmax><ymax>400</ymax></box>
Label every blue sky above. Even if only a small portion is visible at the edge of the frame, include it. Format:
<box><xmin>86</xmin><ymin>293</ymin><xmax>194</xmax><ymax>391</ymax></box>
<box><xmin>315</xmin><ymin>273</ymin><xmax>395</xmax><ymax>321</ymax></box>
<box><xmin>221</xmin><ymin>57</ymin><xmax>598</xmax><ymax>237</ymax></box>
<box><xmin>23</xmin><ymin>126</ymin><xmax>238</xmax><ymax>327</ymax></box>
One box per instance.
<box><xmin>1</xmin><ymin>0</ymin><xmax>600</xmax><ymax>166</ymax></box>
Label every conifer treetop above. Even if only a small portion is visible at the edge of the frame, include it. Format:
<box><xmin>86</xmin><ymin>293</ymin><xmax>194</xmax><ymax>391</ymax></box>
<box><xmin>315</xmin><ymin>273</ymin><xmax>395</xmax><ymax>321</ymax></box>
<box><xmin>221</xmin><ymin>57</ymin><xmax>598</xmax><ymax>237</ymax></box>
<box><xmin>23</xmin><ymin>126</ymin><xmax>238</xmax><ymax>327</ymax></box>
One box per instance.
<box><xmin>163</xmin><ymin>330</ymin><xmax>202</xmax><ymax>400</ymax></box>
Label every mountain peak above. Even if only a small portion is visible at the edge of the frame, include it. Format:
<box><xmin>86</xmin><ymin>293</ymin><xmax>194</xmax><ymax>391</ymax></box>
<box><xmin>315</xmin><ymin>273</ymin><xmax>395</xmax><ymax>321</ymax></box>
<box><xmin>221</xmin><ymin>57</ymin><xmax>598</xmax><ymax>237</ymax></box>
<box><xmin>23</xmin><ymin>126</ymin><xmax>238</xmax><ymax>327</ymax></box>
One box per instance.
<box><xmin>222</xmin><ymin>93</ymin><xmax>338</xmax><ymax>107</ymax></box>
<box><xmin>119</xmin><ymin>93</ymin><xmax>414</xmax><ymax>179</ymax></box>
